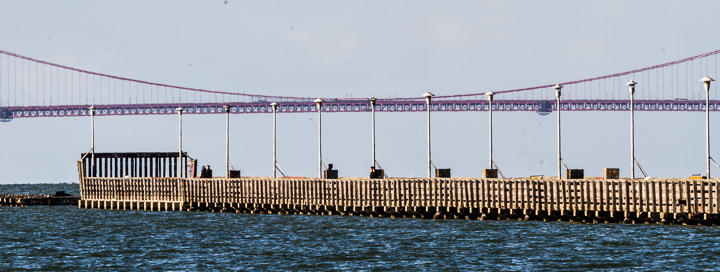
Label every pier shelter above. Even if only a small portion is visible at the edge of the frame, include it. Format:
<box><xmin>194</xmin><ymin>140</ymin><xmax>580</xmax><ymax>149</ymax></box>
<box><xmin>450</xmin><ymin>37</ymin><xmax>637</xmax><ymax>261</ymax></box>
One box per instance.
<box><xmin>81</xmin><ymin>152</ymin><xmax>195</xmax><ymax>178</ymax></box>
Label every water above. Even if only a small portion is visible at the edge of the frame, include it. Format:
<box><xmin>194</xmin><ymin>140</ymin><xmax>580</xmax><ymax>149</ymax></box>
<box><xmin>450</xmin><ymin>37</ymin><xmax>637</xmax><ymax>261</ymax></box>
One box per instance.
<box><xmin>1</xmin><ymin>184</ymin><xmax>719</xmax><ymax>271</ymax></box>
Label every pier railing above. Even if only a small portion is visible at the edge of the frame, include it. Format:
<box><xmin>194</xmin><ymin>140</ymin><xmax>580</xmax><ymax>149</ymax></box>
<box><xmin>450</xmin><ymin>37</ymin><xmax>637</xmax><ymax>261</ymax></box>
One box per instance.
<box><xmin>79</xmin><ymin>176</ymin><xmax>719</xmax><ymax>215</ymax></box>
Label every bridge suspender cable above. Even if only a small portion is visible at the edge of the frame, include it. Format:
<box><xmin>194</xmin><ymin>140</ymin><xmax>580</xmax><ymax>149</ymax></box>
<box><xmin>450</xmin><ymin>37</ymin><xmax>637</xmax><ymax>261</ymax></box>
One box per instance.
<box><xmin>0</xmin><ymin>49</ymin><xmax>719</xmax><ymax>103</ymax></box>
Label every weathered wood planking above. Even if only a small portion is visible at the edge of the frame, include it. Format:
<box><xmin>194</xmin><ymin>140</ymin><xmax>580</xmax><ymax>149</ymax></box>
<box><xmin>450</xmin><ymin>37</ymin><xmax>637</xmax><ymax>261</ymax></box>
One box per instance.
<box><xmin>78</xmin><ymin>175</ymin><xmax>720</xmax><ymax>224</ymax></box>
<box><xmin>77</xmin><ymin>159</ymin><xmax>720</xmax><ymax>224</ymax></box>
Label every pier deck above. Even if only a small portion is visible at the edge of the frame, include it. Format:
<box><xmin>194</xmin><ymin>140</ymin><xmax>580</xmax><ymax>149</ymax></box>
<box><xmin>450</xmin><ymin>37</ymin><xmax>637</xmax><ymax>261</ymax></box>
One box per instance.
<box><xmin>78</xmin><ymin>174</ymin><xmax>720</xmax><ymax>225</ymax></box>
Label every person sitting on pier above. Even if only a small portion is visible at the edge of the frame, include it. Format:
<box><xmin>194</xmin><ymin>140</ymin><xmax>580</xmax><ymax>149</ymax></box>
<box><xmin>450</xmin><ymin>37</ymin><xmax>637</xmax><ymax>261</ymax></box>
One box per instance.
<box><xmin>327</xmin><ymin>164</ymin><xmax>333</xmax><ymax>171</ymax></box>
<box><xmin>370</xmin><ymin>166</ymin><xmax>377</xmax><ymax>179</ymax></box>
<box><xmin>206</xmin><ymin>165</ymin><xmax>212</xmax><ymax>178</ymax></box>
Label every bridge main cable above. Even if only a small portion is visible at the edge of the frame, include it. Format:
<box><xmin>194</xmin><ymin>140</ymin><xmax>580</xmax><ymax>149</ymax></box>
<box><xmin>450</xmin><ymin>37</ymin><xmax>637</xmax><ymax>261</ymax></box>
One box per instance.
<box><xmin>1</xmin><ymin>49</ymin><xmax>719</xmax><ymax>102</ymax></box>
<box><xmin>433</xmin><ymin>49</ymin><xmax>720</xmax><ymax>100</ymax></box>
<box><xmin>0</xmin><ymin>49</ymin><xmax>307</xmax><ymax>101</ymax></box>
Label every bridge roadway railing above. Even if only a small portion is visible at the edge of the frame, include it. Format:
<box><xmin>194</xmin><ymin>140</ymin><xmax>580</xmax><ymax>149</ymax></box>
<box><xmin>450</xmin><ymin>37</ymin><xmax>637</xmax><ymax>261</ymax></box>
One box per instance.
<box><xmin>78</xmin><ymin>173</ymin><xmax>720</xmax><ymax>224</ymax></box>
<box><xmin>6</xmin><ymin>99</ymin><xmax>720</xmax><ymax>120</ymax></box>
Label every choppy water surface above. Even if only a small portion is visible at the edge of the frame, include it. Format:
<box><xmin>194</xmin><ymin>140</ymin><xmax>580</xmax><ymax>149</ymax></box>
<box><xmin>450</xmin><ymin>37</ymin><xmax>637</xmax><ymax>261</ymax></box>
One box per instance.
<box><xmin>1</xmin><ymin>184</ymin><xmax>719</xmax><ymax>271</ymax></box>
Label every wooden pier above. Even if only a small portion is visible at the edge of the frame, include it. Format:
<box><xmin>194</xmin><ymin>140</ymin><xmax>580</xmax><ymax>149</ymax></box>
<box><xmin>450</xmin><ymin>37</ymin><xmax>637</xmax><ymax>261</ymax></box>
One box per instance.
<box><xmin>78</xmin><ymin>159</ymin><xmax>720</xmax><ymax>225</ymax></box>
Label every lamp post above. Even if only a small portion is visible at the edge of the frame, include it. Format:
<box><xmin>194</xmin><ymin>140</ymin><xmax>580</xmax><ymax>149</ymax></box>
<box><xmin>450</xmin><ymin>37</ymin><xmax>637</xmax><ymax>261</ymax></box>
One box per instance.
<box><xmin>554</xmin><ymin>84</ymin><xmax>563</xmax><ymax>179</ymax></box>
<box><xmin>271</xmin><ymin>102</ymin><xmax>279</xmax><ymax>179</ymax></box>
<box><xmin>370</xmin><ymin>97</ymin><xmax>377</xmax><ymax>167</ymax></box>
<box><xmin>314</xmin><ymin>98</ymin><xmax>324</xmax><ymax>179</ymax></box>
<box><xmin>177</xmin><ymin>107</ymin><xmax>184</xmax><ymax>178</ymax></box>
<box><xmin>423</xmin><ymin>92</ymin><xmax>435</xmax><ymax>178</ymax></box>
<box><xmin>224</xmin><ymin>105</ymin><xmax>231</xmax><ymax>178</ymax></box>
<box><xmin>627</xmin><ymin>80</ymin><xmax>637</xmax><ymax>179</ymax></box>
<box><xmin>89</xmin><ymin>105</ymin><xmax>96</xmax><ymax>176</ymax></box>
<box><xmin>702</xmin><ymin>76</ymin><xmax>715</xmax><ymax>178</ymax></box>
<box><xmin>485</xmin><ymin>92</ymin><xmax>494</xmax><ymax>170</ymax></box>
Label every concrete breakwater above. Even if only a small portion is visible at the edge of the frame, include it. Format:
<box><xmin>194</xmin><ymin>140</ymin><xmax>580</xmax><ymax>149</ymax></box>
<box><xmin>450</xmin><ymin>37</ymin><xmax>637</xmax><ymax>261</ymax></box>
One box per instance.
<box><xmin>78</xmin><ymin>173</ymin><xmax>720</xmax><ymax>225</ymax></box>
<box><xmin>1</xmin><ymin>194</ymin><xmax>80</xmax><ymax>206</ymax></box>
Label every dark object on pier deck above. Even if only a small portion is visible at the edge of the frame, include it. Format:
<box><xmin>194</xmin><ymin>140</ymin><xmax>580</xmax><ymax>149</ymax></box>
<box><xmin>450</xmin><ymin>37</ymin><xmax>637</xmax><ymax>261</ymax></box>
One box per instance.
<box><xmin>324</xmin><ymin>170</ymin><xmax>338</xmax><ymax>179</ymax></box>
<box><xmin>370</xmin><ymin>168</ymin><xmax>385</xmax><ymax>179</ymax></box>
<box><xmin>228</xmin><ymin>170</ymin><xmax>241</xmax><ymax>178</ymax></box>
<box><xmin>375</xmin><ymin>169</ymin><xmax>384</xmax><ymax>179</ymax></box>
<box><xmin>324</xmin><ymin>164</ymin><xmax>338</xmax><ymax>179</ymax></box>
<box><xmin>567</xmin><ymin>169</ymin><xmax>584</xmax><ymax>179</ymax></box>
<box><xmin>603</xmin><ymin>168</ymin><xmax>620</xmax><ymax>179</ymax></box>
<box><xmin>435</xmin><ymin>168</ymin><xmax>451</xmax><ymax>178</ymax></box>
<box><xmin>482</xmin><ymin>169</ymin><xmax>498</xmax><ymax>179</ymax></box>
<box><xmin>0</xmin><ymin>194</ymin><xmax>80</xmax><ymax>206</ymax></box>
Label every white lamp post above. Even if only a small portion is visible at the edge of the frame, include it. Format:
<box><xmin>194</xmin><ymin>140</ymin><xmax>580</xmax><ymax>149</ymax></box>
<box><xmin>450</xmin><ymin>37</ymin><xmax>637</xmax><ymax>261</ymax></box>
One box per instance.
<box><xmin>89</xmin><ymin>105</ymin><xmax>96</xmax><ymax>176</ymax></box>
<box><xmin>702</xmin><ymin>76</ymin><xmax>715</xmax><ymax>178</ymax></box>
<box><xmin>627</xmin><ymin>80</ymin><xmax>637</xmax><ymax>179</ymax></box>
<box><xmin>554</xmin><ymin>84</ymin><xmax>563</xmax><ymax>179</ymax></box>
<box><xmin>314</xmin><ymin>98</ymin><xmax>324</xmax><ymax>179</ymax></box>
<box><xmin>177</xmin><ymin>107</ymin><xmax>184</xmax><ymax>178</ymax></box>
<box><xmin>370</xmin><ymin>97</ymin><xmax>377</xmax><ymax>167</ymax></box>
<box><xmin>271</xmin><ymin>102</ymin><xmax>279</xmax><ymax>179</ymax></box>
<box><xmin>423</xmin><ymin>92</ymin><xmax>435</xmax><ymax>178</ymax></box>
<box><xmin>485</xmin><ymin>92</ymin><xmax>494</xmax><ymax>170</ymax></box>
<box><xmin>224</xmin><ymin>105</ymin><xmax>231</xmax><ymax>178</ymax></box>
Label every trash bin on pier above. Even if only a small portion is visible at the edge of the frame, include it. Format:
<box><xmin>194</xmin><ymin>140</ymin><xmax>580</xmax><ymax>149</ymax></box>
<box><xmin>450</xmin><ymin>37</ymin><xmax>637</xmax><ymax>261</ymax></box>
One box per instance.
<box><xmin>566</xmin><ymin>169</ymin><xmax>584</xmax><ymax>179</ymax></box>
<box><xmin>482</xmin><ymin>169</ymin><xmax>498</xmax><ymax>178</ymax></box>
<box><xmin>435</xmin><ymin>168</ymin><xmax>451</xmax><ymax>178</ymax></box>
<box><xmin>602</xmin><ymin>168</ymin><xmax>619</xmax><ymax>179</ymax></box>
<box><xmin>228</xmin><ymin>170</ymin><xmax>241</xmax><ymax>178</ymax></box>
<box><xmin>370</xmin><ymin>169</ymin><xmax>385</xmax><ymax>179</ymax></box>
<box><xmin>324</xmin><ymin>170</ymin><xmax>338</xmax><ymax>179</ymax></box>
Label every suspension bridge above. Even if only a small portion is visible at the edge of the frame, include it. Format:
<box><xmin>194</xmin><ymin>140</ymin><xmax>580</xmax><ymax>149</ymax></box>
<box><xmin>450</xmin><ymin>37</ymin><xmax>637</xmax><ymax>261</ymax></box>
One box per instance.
<box><xmin>0</xmin><ymin>49</ymin><xmax>718</xmax><ymax>122</ymax></box>
<box><xmin>1</xmin><ymin>48</ymin><xmax>718</xmax><ymax>224</ymax></box>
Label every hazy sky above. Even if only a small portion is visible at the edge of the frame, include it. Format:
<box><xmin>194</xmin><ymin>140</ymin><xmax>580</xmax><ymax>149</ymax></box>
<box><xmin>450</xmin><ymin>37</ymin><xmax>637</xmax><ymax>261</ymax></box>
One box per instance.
<box><xmin>1</xmin><ymin>1</ymin><xmax>720</xmax><ymax>183</ymax></box>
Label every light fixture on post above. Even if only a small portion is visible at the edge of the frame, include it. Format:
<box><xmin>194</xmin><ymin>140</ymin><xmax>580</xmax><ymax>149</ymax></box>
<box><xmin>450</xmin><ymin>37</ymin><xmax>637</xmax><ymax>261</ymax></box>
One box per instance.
<box><xmin>423</xmin><ymin>92</ymin><xmax>435</xmax><ymax>178</ymax></box>
<box><xmin>627</xmin><ymin>80</ymin><xmax>637</xmax><ymax>179</ymax></box>
<box><xmin>314</xmin><ymin>98</ymin><xmax>324</xmax><ymax>179</ymax></box>
<box><xmin>481</xmin><ymin>92</ymin><xmax>503</xmax><ymax>179</ymax></box>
